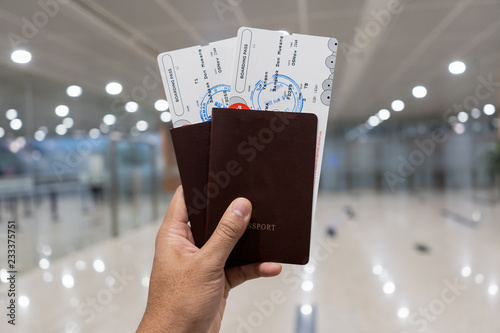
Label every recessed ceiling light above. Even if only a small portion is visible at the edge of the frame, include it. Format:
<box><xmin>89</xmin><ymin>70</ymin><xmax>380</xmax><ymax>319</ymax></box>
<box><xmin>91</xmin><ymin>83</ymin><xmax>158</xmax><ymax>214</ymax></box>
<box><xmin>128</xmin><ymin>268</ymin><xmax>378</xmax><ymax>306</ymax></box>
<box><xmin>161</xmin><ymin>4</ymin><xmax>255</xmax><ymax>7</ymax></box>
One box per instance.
<box><xmin>397</xmin><ymin>307</ymin><xmax>409</xmax><ymax>319</ymax></box>
<box><xmin>301</xmin><ymin>280</ymin><xmax>314</xmax><ymax>292</ymax></box>
<box><xmin>383</xmin><ymin>281</ymin><xmax>395</xmax><ymax>294</ymax></box>
<box><xmin>11</xmin><ymin>50</ymin><xmax>32</xmax><ymax>64</ymax></box>
<box><xmin>105</xmin><ymin>82</ymin><xmax>122</xmax><ymax>95</ymax></box>
<box><xmin>461</xmin><ymin>266</ymin><xmax>471</xmax><ymax>277</ymax></box>
<box><xmin>6</xmin><ymin>109</ymin><xmax>18</xmax><ymax>120</ymax></box>
<box><xmin>378</xmin><ymin>109</ymin><xmax>390</xmax><ymax>120</ymax></box>
<box><xmin>66</xmin><ymin>85</ymin><xmax>82</xmax><ymax>97</ymax></box>
<box><xmin>62</xmin><ymin>274</ymin><xmax>75</xmax><ymax>288</ymax></box>
<box><xmin>0</xmin><ymin>127</ymin><xmax>4</xmax><ymax>138</ymax></box>
<box><xmin>10</xmin><ymin>119</ymin><xmax>22</xmax><ymax>130</ymax></box>
<box><xmin>457</xmin><ymin>111</ymin><xmax>468</xmax><ymax>123</ymax></box>
<box><xmin>489</xmin><ymin>285</ymin><xmax>499</xmax><ymax>296</ymax></box>
<box><xmin>453</xmin><ymin>123</ymin><xmax>465</xmax><ymax>135</ymax></box>
<box><xmin>448</xmin><ymin>61</ymin><xmax>466</xmax><ymax>75</ymax></box>
<box><xmin>483</xmin><ymin>104</ymin><xmax>496</xmax><ymax>116</ymax></box>
<box><xmin>63</xmin><ymin>117</ymin><xmax>74</xmax><ymax>128</ymax></box>
<box><xmin>125</xmin><ymin>101</ymin><xmax>138</xmax><ymax>113</ymax></box>
<box><xmin>154</xmin><ymin>99</ymin><xmax>169</xmax><ymax>111</ymax></box>
<box><xmin>34</xmin><ymin>130</ymin><xmax>46</xmax><ymax>141</ymax></box>
<box><xmin>372</xmin><ymin>265</ymin><xmax>383</xmax><ymax>275</ymax></box>
<box><xmin>55</xmin><ymin>124</ymin><xmax>67</xmax><ymax>135</ymax></box>
<box><xmin>300</xmin><ymin>304</ymin><xmax>313</xmax><ymax>315</ymax></box>
<box><xmin>136</xmin><ymin>120</ymin><xmax>148</xmax><ymax>132</ymax></box>
<box><xmin>160</xmin><ymin>111</ymin><xmax>172</xmax><ymax>122</ymax></box>
<box><xmin>103</xmin><ymin>114</ymin><xmax>117</xmax><ymax>126</ymax></box>
<box><xmin>93</xmin><ymin>259</ymin><xmax>105</xmax><ymax>273</ymax></box>
<box><xmin>39</xmin><ymin>258</ymin><xmax>50</xmax><ymax>270</ymax></box>
<box><xmin>89</xmin><ymin>128</ymin><xmax>100</xmax><ymax>139</ymax></box>
<box><xmin>412</xmin><ymin>86</ymin><xmax>427</xmax><ymax>98</ymax></box>
<box><xmin>18</xmin><ymin>296</ymin><xmax>30</xmax><ymax>307</ymax></box>
<box><xmin>368</xmin><ymin>115</ymin><xmax>380</xmax><ymax>127</ymax></box>
<box><xmin>391</xmin><ymin>100</ymin><xmax>405</xmax><ymax>112</ymax></box>
<box><xmin>55</xmin><ymin>105</ymin><xmax>69</xmax><ymax>117</ymax></box>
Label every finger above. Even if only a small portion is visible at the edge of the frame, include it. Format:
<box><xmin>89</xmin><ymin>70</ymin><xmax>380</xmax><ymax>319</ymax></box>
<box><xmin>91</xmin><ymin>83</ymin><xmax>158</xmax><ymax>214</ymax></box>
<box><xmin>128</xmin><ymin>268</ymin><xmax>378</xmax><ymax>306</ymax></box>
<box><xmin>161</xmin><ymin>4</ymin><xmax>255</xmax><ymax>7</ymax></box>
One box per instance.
<box><xmin>161</xmin><ymin>186</ymin><xmax>189</xmax><ymax>229</ymax></box>
<box><xmin>226</xmin><ymin>262</ymin><xmax>282</xmax><ymax>289</ymax></box>
<box><xmin>200</xmin><ymin>198</ymin><xmax>251</xmax><ymax>265</ymax></box>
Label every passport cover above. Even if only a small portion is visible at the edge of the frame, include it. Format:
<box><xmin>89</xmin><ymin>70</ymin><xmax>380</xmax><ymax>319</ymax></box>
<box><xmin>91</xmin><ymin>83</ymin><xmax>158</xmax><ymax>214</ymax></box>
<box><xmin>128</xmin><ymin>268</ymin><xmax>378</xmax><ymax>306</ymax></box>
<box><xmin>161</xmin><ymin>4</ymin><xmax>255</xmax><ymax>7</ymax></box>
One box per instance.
<box><xmin>205</xmin><ymin>108</ymin><xmax>317</xmax><ymax>264</ymax></box>
<box><xmin>170</xmin><ymin>122</ymin><xmax>211</xmax><ymax>248</ymax></box>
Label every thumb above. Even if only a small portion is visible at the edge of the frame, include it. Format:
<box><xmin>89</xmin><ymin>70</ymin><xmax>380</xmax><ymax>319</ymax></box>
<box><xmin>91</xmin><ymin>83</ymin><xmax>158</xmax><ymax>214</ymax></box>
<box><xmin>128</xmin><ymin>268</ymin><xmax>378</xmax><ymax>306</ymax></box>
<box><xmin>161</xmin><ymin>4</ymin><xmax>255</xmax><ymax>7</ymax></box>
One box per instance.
<box><xmin>201</xmin><ymin>198</ymin><xmax>251</xmax><ymax>266</ymax></box>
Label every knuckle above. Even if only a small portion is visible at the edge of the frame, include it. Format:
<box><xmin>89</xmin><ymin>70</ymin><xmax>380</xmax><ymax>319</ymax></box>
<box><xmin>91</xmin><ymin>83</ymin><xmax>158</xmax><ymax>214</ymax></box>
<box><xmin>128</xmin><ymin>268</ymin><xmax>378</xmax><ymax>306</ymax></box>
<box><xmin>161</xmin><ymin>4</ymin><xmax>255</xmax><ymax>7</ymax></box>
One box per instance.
<box><xmin>216</xmin><ymin>219</ymin><xmax>240</xmax><ymax>240</ymax></box>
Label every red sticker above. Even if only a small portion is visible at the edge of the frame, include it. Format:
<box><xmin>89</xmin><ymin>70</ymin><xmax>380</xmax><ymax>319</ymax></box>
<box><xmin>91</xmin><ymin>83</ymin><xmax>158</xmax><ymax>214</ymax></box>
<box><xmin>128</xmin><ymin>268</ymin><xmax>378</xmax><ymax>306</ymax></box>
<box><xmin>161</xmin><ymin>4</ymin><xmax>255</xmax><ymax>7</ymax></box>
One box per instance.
<box><xmin>229</xmin><ymin>103</ymin><xmax>250</xmax><ymax>110</ymax></box>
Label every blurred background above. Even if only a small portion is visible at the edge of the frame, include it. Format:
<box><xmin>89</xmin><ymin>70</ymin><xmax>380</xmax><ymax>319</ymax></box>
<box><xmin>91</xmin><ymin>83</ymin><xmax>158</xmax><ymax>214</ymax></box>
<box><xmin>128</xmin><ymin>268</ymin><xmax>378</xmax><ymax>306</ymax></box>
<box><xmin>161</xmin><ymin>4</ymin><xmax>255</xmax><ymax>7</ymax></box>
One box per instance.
<box><xmin>0</xmin><ymin>0</ymin><xmax>499</xmax><ymax>332</ymax></box>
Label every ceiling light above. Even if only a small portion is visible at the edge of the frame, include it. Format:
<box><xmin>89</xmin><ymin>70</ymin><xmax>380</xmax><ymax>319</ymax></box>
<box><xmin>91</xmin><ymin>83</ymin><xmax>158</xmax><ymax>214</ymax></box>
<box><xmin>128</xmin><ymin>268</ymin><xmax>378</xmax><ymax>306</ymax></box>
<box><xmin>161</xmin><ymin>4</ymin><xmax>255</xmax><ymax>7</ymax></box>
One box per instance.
<box><xmin>75</xmin><ymin>260</ymin><xmax>86</xmax><ymax>270</ymax></box>
<box><xmin>39</xmin><ymin>258</ymin><xmax>50</xmax><ymax>269</ymax></box>
<box><xmin>391</xmin><ymin>100</ymin><xmax>405</xmax><ymax>112</ymax></box>
<box><xmin>457</xmin><ymin>111</ymin><xmax>468</xmax><ymax>123</ymax></box>
<box><xmin>301</xmin><ymin>280</ymin><xmax>314</xmax><ymax>292</ymax></box>
<box><xmin>34</xmin><ymin>130</ymin><xmax>46</xmax><ymax>141</ymax></box>
<box><xmin>125</xmin><ymin>101</ymin><xmax>138</xmax><ymax>113</ymax></box>
<box><xmin>62</xmin><ymin>274</ymin><xmax>75</xmax><ymax>288</ymax></box>
<box><xmin>372</xmin><ymin>265</ymin><xmax>383</xmax><ymax>275</ymax></box>
<box><xmin>103</xmin><ymin>114</ymin><xmax>116</xmax><ymax>126</ymax></box>
<box><xmin>154</xmin><ymin>99</ymin><xmax>169</xmax><ymax>111</ymax></box>
<box><xmin>6</xmin><ymin>109</ymin><xmax>18</xmax><ymax>120</ymax></box>
<box><xmin>55</xmin><ymin>124</ymin><xmax>67</xmax><ymax>135</ymax></box>
<box><xmin>66</xmin><ymin>85</ymin><xmax>82</xmax><ymax>97</ymax></box>
<box><xmin>89</xmin><ymin>128</ymin><xmax>100</xmax><ymax>139</ymax></box>
<box><xmin>105</xmin><ymin>82</ymin><xmax>122</xmax><ymax>95</ymax></box>
<box><xmin>93</xmin><ymin>259</ymin><xmax>105</xmax><ymax>273</ymax></box>
<box><xmin>0</xmin><ymin>127</ymin><xmax>4</xmax><ymax>138</ymax></box>
<box><xmin>412</xmin><ymin>86</ymin><xmax>427</xmax><ymax>98</ymax></box>
<box><xmin>63</xmin><ymin>117</ymin><xmax>74</xmax><ymax>128</ymax></box>
<box><xmin>378</xmin><ymin>109</ymin><xmax>390</xmax><ymax>120</ymax></box>
<box><xmin>42</xmin><ymin>272</ymin><xmax>53</xmax><ymax>282</ymax></box>
<box><xmin>136</xmin><ymin>120</ymin><xmax>148</xmax><ymax>131</ymax></box>
<box><xmin>100</xmin><ymin>124</ymin><xmax>109</xmax><ymax>133</ymax></box>
<box><xmin>160</xmin><ymin>111</ymin><xmax>172</xmax><ymax>122</ymax></box>
<box><xmin>489</xmin><ymin>285</ymin><xmax>498</xmax><ymax>296</ymax></box>
<box><xmin>368</xmin><ymin>116</ymin><xmax>380</xmax><ymax>127</ymax></box>
<box><xmin>18</xmin><ymin>296</ymin><xmax>30</xmax><ymax>307</ymax></box>
<box><xmin>483</xmin><ymin>104</ymin><xmax>496</xmax><ymax>116</ymax></box>
<box><xmin>383</xmin><ymin>281</ymin><xmax>395</xmax><ymax>294</ymax></box>
<box><xmin>55</xmin><ymin>105</ymin><xmax>69</xmax><ymax>117</ymax></box>
<box><xmin>461</xmin><ymin>266</ymin><xmax>471</xmax><ymax>277</ymax></box>
<box><xmin>141</xmin><ymin>277</ymin><xmax>150</xmax><ymax>288</ymax></box>
<box><xmin>300</xmin><ymin>304</ymin><xmax>313</xmax><ymax>315</ymax></box>
<box><xmin>11</xmin><ymin>50</ymin><xmax>32</xmax><ymax>64</ymax></box>
<box><xmin>0</xmin><ymin>269</ymin><xmax>9</xmax><ymax>283</ymax></box>
<box><xmin>471</xmin><ymin>108</ymin><xmax>481</xmax><ymax>119</ymax></box>
<box><xmin>474</xmin><ymin>274</ymin><xmax>484</xmax><ymax>284</ymax></box>
<box><xmin>397</xmin><ymin>307</ymin><xmax>409</xmax><ymax>319</ymax></box>
<box><xmin>10</xmin><ymin>119</ymin><xmax>22</xmax><ymax>130</ymax></box>
<box><xmin>453</xmin><ymin>123</ymin><xmax>465</xmax><ymax>135</ymax></box>
<box><xmin>449</xmin><ymin>61</ymin><xmax>466</xmax><ymax>75</ymax></box>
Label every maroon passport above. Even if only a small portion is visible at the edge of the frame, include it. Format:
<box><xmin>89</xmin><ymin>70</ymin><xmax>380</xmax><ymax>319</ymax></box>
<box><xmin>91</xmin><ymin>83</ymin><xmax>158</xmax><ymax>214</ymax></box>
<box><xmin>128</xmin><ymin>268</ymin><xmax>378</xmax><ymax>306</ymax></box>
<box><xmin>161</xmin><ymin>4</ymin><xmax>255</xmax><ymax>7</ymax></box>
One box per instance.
<box><xmin>170</xmin><ymin>122</ymin><xmax>211</xmax><ymax>248</ymax></box>
<box><xmin>205</xmin><ymin>108</ymin><xmax>317</xmax><ymax>264</ymax></box>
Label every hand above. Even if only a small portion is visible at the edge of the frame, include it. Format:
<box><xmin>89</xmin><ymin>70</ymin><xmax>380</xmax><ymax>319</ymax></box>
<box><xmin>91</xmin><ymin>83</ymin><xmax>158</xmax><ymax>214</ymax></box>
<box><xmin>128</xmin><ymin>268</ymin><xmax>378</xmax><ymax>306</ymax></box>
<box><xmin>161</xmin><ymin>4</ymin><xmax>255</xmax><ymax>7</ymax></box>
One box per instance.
<box><xmin>137</xmin><ymin>186</ymin><xmax>282</xmax><ymax>333</ymax></box>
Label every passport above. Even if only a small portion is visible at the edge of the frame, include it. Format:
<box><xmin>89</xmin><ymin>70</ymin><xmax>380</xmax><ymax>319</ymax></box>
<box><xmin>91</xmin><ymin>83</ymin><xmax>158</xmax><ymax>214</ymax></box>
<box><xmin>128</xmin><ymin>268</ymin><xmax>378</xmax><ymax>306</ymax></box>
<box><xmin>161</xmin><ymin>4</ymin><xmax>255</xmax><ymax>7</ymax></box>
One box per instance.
<box><xmin>170</xmin><ymin>108</ymin><xmax>317</xmax><ymax>264</ymax></box>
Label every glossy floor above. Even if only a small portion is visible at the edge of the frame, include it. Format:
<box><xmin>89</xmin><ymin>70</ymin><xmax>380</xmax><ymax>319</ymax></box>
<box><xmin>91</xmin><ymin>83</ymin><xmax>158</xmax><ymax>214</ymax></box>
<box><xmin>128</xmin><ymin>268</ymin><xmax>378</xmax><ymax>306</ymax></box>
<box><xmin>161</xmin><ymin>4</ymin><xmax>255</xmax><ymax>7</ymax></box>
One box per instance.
<box><xmin>1</xmin><ymin>189</ymin><xmax>499</xmax><ymax>333</ymax></box>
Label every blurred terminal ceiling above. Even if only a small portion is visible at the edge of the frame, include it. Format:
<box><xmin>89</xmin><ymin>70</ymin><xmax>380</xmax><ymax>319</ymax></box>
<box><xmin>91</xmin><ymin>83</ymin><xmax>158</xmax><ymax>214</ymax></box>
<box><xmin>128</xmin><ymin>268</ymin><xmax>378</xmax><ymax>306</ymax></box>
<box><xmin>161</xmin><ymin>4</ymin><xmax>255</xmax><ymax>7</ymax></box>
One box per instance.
<box><xmin>0</xmin><ymin>0</ymin><xmax>499</xmax><ymax>137</ymax></box>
